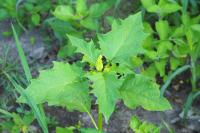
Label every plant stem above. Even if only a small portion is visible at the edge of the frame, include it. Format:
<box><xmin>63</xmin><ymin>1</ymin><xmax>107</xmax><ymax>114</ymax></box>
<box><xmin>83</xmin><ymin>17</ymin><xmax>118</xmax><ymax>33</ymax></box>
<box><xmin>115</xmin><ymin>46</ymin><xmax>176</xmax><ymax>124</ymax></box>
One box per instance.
<box><xmin>191</xmin><ymin>56</ymin><xmax>197</xmax><ymax>91</ymax></box>
<box><xmin>86</xmin><ymin>111</ymin><xmax>98</xmax><ymax>130</ymax></box>
<box><xmin>97</xmin><ymin>106</ymin><xmax>103</xmax><ymax>130</ymax></box>
<box><xmin>82</xmin><ymin>104</ymin><xmax>98</xmax><ymax>130</ymax></box>
<box><xmin>38</xmin><ymin>104</ymin><xmax>47</xmax><ymax>125</ymax></box>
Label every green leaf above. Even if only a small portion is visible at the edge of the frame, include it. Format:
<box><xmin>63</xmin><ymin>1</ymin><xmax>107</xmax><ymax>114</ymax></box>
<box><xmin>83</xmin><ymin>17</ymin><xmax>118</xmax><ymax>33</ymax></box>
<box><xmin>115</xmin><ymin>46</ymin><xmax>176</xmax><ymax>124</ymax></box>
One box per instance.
<box><xmin>57</xmin><ymin>44</ymin><xmax>76</xmax><ymax>58</ymax></box>
<box><xmin>98</xmin><ymin>12</ymin><xmax>147</xmax><ymax>64</ymax></box>
<box><xmin>76</xmin><ymin>0</ymin><xmax>88</xmax><ymax>17</ymax></box>
<box><xmin>157</xmin><ymin>41</ymin><xmax>173</xmax><ymax>58</ymax></box>
<box><xmin>129</xmin><ymin>115</ymin><xmax>141</xmax><ymax>130</ymax></box>
<box><xmin>170</xmin><ymin>57</ymin><xmax>180</xmax><ymax>70</ymax></box>
<box><xmin>120</xmin><ymin>74</ymin><xmax>172</xmax><ymax>111</ymax></box>
<box><xmin>155</xmin><ymin>20</ymin><xmax>170</xmax><ymax>40</ymax></box>
<box><xmin>31</xmin><ymin>13</ymin><xmax>40</xmax><ymax>26</ymax></box>
<box><xmin>172</xmin><ymin>25</ymin><xmax>185</xmax><ymax>37</ymax></box>
<box><xmin>145</xmin><ymin>50</ymin><xmax>157</xmax><ymax>60</ymax></box>
<box><xmin>87</xmin><ymin>72</ymin><xmax>122</xmax><ymax>122</ymax></box>
<box><xmin>24</xmin><ymin>3</ymin><xmax>34</xmax><ymax>11</ymax></box>
<box><xmin>191</xmin><ymin>24</ymin><xmax>200</xmax><ymax>32</ymax></box>
<box><xmin>142</xmin><ymin>0</ymin><xmax>181</xmax><ymax>16</ymax></box>
<box><xmin>181</xmin><ymin>13</ymin><xmax>191</xmax><ymax>26</ymax></box>
<box><xmin>56</xmin><ymin>127</ymin><xmax>75</xmax><ymax>133</ymax></box>
<box><xmin>143</xmin><ymin>64</ymin><xmax>157</xmax><ymax>78</ymax></box>
<box><xmin>68</xmin><ymin>35</ymin><xmax>100</xmax><ymax>65</ymax></box>
<box><xmin>162</xmin><ymin>3</ymin><xmax>181</xmax><ymax>14</ymax></box>
<box><xmin>80</xmin><ymin>16</ymin><xmax>99</xmax><ymax>30</ymax></box>
<box><xmin>0</xmin><ymin>9</ymin><xmax>8</xmax><ymax>20</ymax></box>
<box><xmin>130</xmin><ymin>115</ymin><xmax>160</xmax><ymax>133</ymax></box>
<box><xmin>147</xmin><ymin>5</ymin><xmax>160</xmax><ymax>13</ymax></box>
<box><xmin>155</xmin><ymin>60</ymin><xmax>167</xmax><ymax>77</ymax></box>
<box><xmin>89</xmin><ymin>2</ymin><xmax>110</xmax><ymax>18</ymax></box>
<box><xmin>48</xmin><ymin>19</ymin><xmax>81</xmax><ymax>39</ymax></box>
<box><xmin>80</xmin><ymin>128</ymin><xmax>104</xmax><ymax>133</ymax></box>
<box><xmin>17</xmin><ymin>62</ymin><xmax>91</xmax><ymax>113</ymax></box>
<box><xmin>53</xmin><ymin>5</ymin><xmax>76</xmax><ymax>21</ymax></box>
<box><xmin>141</xmin><ymin>0</ymin><xmax>155</xmax><ymax>9</ymax></box>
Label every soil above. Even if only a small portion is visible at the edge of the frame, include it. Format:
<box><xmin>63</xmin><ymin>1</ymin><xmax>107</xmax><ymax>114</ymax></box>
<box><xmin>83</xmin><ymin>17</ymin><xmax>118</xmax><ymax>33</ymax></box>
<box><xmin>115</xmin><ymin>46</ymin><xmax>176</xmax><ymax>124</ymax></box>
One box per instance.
<box><xmin>1</xmin><ymin>0</ymin><xmax>200</xmax><ymax>133</ymax></box>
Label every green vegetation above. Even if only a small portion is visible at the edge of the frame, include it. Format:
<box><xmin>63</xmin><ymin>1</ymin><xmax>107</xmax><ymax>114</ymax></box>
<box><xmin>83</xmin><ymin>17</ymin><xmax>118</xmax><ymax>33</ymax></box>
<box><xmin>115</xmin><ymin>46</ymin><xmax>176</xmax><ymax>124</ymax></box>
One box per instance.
<box><xmin>1</xmin><ymin>0</ymin><xmax>200</xmax><ymax>132</ymax></box>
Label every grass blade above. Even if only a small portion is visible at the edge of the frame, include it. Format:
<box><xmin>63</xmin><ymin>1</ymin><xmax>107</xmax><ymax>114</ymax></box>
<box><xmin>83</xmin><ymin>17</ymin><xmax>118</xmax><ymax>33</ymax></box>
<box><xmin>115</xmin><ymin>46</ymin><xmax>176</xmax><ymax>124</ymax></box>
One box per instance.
<box><xmin>114</xmin><ymin>0</ymin><xmax>121</xmax><ymax>10</ymax></box>
<box><xmin>160</xmin><ymin>65</ymin><xmax>190</xmax><ymax>97</ymax></box>
<box><xmin>11</xmin><ymin>24</ymin><xmax>48</xmax><ymax>132</ymax></box>
<box><xmin>183</xmin><ymin>91</ymin><xmax>200</xmax><ymax>119</ymax></box>
<box><xmin>181</xmin><ymin>0</ymin><xmax>189</xmax><ymax>13</ymax></box>
<box><xmin>11</xmin><ymin>24</ymin><xmax>32</xmax><ymax>83</ymax></box>
<box><xmin>4</xmin><ymin>72</ymin><xmax>49</xmax><ymax>133</ymax></box>
<box><xmin>0</xmin><ymin>108</ymin><xmax>13</xmax><ymax>117</ymax></box>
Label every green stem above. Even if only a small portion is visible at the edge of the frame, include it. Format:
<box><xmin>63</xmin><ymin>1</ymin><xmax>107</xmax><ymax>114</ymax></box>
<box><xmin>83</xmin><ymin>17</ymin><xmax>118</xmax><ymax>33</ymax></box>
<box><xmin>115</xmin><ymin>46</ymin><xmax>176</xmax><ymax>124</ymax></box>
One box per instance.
<box><xmin>15</xmin><ymin>3</ymin><xmax>27</xmax><ymax>32</ymax></box>
<box><xmin>82</xmin><ymin>104</ymin><xmax>98</xmax><ymax>130</ymax></box>
<box><xmin>86</xmin><ymin>111</ymin><xmax>98</xmax><ymax>130</ymax></box>
<box><xmin>97</xmin><ymin>107</ymin><xmax>103</xmax><ymax>131</ymax></box>
<box><xmin>38</xmin><ymin>104</ymin><xmax>47</xmax><ymax>125</ymax></box>
<box><xmin>16</xmin><ymin>18</ymin><xmax>27</xmax><ymax>33</ymax></box>
<box><xmin>191</xmin><ymin>56</ymin><xmax>196</xmax><ymax>91</ymax></box>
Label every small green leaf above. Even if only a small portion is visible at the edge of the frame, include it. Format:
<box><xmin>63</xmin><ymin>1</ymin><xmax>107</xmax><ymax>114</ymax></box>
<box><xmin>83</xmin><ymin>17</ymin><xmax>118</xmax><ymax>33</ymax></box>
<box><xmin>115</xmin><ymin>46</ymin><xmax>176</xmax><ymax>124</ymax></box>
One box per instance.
<box><xmin>68</xmin><ymin>35</ymin><xmax>100</xmax><ymax>65</ymax></box>
<box><xmin>80</xmin><ymin>16</ymin><xmax>99</xmax><ymax>30</ymax></box>
<box><xmin>157</xmin><ymin>41</ymin><xmax>172</xmax><ymax>58</ymax></box>
<box><xmin>181</xmin><ymin>13</ymin><xmax>191</xmax><ymax>26</ymax></box>
<box><xmin>147</xmin><ymin>5</ymin><xmax>160</xmax><ymax>13</ymax></box>
<box><xmin>120</xmin><ymin>74</ymin><xmax>172</xmax><ymax>111</ymax></box>
<box><xmin>170</xmin><ymin>57</ymin><xmax>180</xmax><ymax>70</ymax></box>
<box><xmin>129</xmin><ymin>116</ymin><xmax>141</xmax><ymax>130</ymax></box>
<box><xmin>24</xmin><ymin>3</ymin><xmax>34</xmax><ymax>11</ymax></box>
<box><xmin>31</xmin><ymin>14</ymin><xmax>40</xmax><ymax>26</ymax></box>
<box><xmin>162</xmin><ymin>3</ymin><xmax>181</xmax><ymax>14</ymax></box>
<box><xmin>130</xmin><ymin>115</ymin><xmax>160</xmax><ymax>133</ymax></box>
<box><xmin>143</xmin><ymin>64</ymin><xmax>157</xmax><ymax>78</ymax></box>
<box><xmin>142</xmin><ymin>0</ymin><xmax>181</xmax><ymax>16</ymax></box>
<box><xmin>172</xmin><ymin>25</ymin><xmax>185</xmax><ymax>37</ymax></box>
<box><xmin>155</xmin><ymin>20</ymin><xmax>170</xmax><ymax>40</ymax></box>
<box><xmin>155</xmin><ymin>60</ymin><xmax>167</xmax><ymax>77</ymax></box>
<box><xmin>89</xmin><ymin>2</ymin><xmax>110</xmax><ymax>18</ymax></box>
<box><xmin>76</xmin><ymin>0</ymin><xmax>88</xmax><ymax>17</ymax></box>
<box><xmin>145</xmin><ymin>50</ymin><xmax>157</xmax><ymax>60</ymax></box>
<box><xmin>53</xmin><ymin>5</ymin><xmax>76</xmax><ymax>21</ymax></box>
<box><xmin>191</xmin><ymin>24</ymin><xmax>200</xmax><ymax>32</ymax></box>
<box><xmin>141</xmin><ymin>0</ymin><xmax>155</xmax><ymax>9</ymax></box>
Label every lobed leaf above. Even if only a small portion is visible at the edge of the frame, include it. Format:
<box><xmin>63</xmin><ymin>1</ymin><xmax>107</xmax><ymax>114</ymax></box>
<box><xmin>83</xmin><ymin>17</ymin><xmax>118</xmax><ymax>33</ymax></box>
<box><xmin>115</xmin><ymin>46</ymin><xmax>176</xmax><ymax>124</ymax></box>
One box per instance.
<box><xmin>17</xmin><ymin>62</ymin><xmax>91</xmax><ymax>113</ymax></box>
<box><xmin>68</xmin><ymin>35</ymin><xmax>100</xmax><ymax>65</ymax></box>
<box><xmin>98</xmin><ymin>12</ymin><xmax>147</xmax><ymax>65</ymax></box>
<box><xmin>120</xmin><ymin>74</ymin><xmax>172</xmax><ymax>111</ymax></box>
<box><xmin>87</xmin><ymin>72</ymin><xmax>123</xmax><ymax>122</ymax></box>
